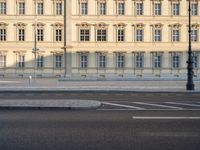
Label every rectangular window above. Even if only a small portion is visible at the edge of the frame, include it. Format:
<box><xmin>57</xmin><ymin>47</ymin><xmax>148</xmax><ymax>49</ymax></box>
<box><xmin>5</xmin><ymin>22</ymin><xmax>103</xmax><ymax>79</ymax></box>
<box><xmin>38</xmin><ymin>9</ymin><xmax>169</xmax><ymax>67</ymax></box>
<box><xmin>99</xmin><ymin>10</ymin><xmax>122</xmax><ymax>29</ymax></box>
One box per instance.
<box><xmin>80</xmin><ymin>54</ymin><xmax>88</xmax><ymax>68</ymax></box>
<box><xmin>0</xmin><ymin>55</ymin><xmax>6</xmax><ymax>68</ymax></box>
<box><xmin>56</xmin><ymin>2</ymin><xmax>62</xmax><ymax>15</ymax></box>
<box><xmin>154</xmin><ymin>55</ymin><xmax>161</xmax><ymax>68</ymax></box>
<box><xmin>56</xmin><ymin>29</ymin><xmax>62</xmax><ymax>42</ymax></box>
<box><xmin>97</xmin><ymin>29</ymin><xmax>107</xmax><ymax>41</ymax></box>
<box><xmin>172</xmin><ymin>3</ymin><xmax>180</xmax><ymax>16</ymax></box>
<box><xmin>135</xmin><ymin>53</ymin><xmax>143</xmax><ymax>68</ymax></box>
<box><xmin>0</xmin><ymin>2</ymin><xmax>6</xmax><ymax>15</ymax></box>
<box><xmin>19</xmin><ymin>29</ymin><xmax>25</xmax><ymax>41</ymax></box>
<box><xmin>154</xmin><ymin>29</ymin><xmax>161</xmax><ymax>42</ymax></box>
<box><xmin>18</xmin><ymin>55</ymin><xmax>25</xmax><ymax>68</ymax></box>
<box><xmin>98</xmin><ymin>54</ymin><xmax>106</xmax><ymax>68</ymax></box>
<box><xmin>117</xmin><ymin>54</ymin><xmax>125</xmax><ymax>68</ymax></box>
<box><xmin>118</xmin><ymin>3</ymin><xmax>125</xmax><ymax>15</ymax></box>
<box><xmin>193</xmin><ymin>55</ymin><xmax>198</xmax><ymax>69</ymax></box>
<box><xmin>172</xmin><ymin>54</ymin><xmax>180</xmax><ymax>68</ymax></box>
<box><xmin>0</xmin><ymin>29</ymin><xmax>6</xmax><ymax>41</ymax></box>
<box><xmin>191</xmin><ymin>3</ymin><xmax>198</xmax><ymax>16</ymax></box>
<box><xmin>99</xmin><ymin>3</ymin><xmax>106</xmax><ymax>15</ymax></box>
<box><xmin>154</xmin><ymin>3</ymin><xmax>161</xmax><ymax>15</ymax></box>
<box><xmin>191</xmin><ymin>29</ymin><xmax>198</xmax><ymax>42</ymax></box>
<box><xmin>19</xmin><ymin>2</ymin><xmax>25</xmax><ymax>15</ymax></box>
<box><xmin>117</xmin><ymin>29</ymin><xmax>124</xmax><ymax>42</ymax></box>
<box><xmin>136</xmin><ymin>3</ymin><xmax>143</xmax><ymax>15</ymax></box>
<box><xmin>81</xmin><ymin>3</ymin><xmax>88</xmax><ymax>15</ymax></box>
<box><xmin>37</xmin><ymin>29</ymin><xmax>44</xmax><ymax>41</ymax></box>
<box><xmin>136</xmin><ymin>29</ymin><xmax>143</xmax><ymax>42</ymax></box>
<box><xmin>55</xmin><ymin>55</ymin><xmax>62</xmax><ymax>68</ymax></box>
<box><xmin>37</xmin><ymin>55</ymin><xmax>43</xmax><ymax>68</ymax></box>
<box><xmin>172</xmin><ymin>29</ymin><xmax>180</xmax><ymax>42</ymax></box>
<box><xmin>37</xmin><ymin>2</ymin><xmax>44</xmax><ymax>15</ymax></box>
<box><xmin>80</xmin><ymin>29</ymin><xmax>90</xmax><ymax>41</ymax></box>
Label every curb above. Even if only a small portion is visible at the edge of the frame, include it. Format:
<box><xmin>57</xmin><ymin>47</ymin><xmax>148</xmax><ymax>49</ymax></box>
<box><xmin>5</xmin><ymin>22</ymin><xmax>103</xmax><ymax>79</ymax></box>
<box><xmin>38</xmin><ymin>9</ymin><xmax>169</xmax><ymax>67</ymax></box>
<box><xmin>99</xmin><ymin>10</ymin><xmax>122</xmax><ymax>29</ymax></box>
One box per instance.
<box><xmin>0</xmin><ymin>89</ymin><xmax>199</xmax><ymax>93</ymax></box>
<box><xmin>0</xmin><ymin>100</ymin><xmax>102</xmax><ymax>110</ymax></box>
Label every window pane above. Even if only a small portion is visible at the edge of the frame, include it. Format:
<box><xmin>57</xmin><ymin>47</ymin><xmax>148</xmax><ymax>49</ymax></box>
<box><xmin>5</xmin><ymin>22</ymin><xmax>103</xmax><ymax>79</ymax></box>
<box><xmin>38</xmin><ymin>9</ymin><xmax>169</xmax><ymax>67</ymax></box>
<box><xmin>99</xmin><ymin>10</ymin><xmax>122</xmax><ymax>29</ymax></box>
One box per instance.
<box><xmin>100</xmin><ymin>3</ymin><xmax>106</xmax><ymax>15</ymax></box>
<box><xmin>0</xmin><ymin>29</ymin><xmax>6</xmax><ymax>41</ymax></box>
<box><xmin>0</xmin><ymin>55</ymin><xmax>6</xmax><ymax>68</ymax></box>
<box><xmin>118</xmin><ymin>29</ymin><xmax>124</xmax><ymax>42</ymax></box>
<box><xmin>98</xmin><ymin>54</ymin><xmax>106</xmax><ymax>68</ymax></box>
<box><xmin>80</xmin><ymin>29</ymin><xmax>90</xmax><ymax>41</ymax></box>
<box><xmin>56</xmin><ymin>55</ymin><xmax>62</xmax><ymax>68</ymax></box>
<box><xmin>80</xmin><ymin>54</ymin><xmax>88</xmax><ymax>68</ymax></box>
<box><xmin>97</xmin><ymin>29</ymin><xmax>107</xmax><ymax>41</ymax></box>
<box><xmin>136</xmin><ymin>29</ymin><xmax>143</xmax><ymax>41</ymax></box>
<box><xmin>154</xmin><ymin>3</ymin><xmax>161</xmax><ymax>15</ymax></box>
<box><xmin>135</xmin><ymin>53</ymin><xmax>143</xmax><ymax>68</ymax></box>
<box><xmin>172</xmin><ymin>54</ymin><xmax>180</xmax><ymax>68</ymax></box>
<box><xmin>118</xmin><ymin>3</ymin><xmax>124</xmax><ymax>15</ymax></box>
<box><xmin>19</xmin><ymin>2</ymin><xmax>25</xmax><ymax>15</ymax></box>
<box><xmin>117</xmin><ymin>54</ymin><xmax>124</xmax><ymax>68</ymax></box>
<box><xmin>172</xmin><ymin>29</ymin><xmax>180</xmax><ymax>42</ymax></box>
<box><xmin>81</xmin><ymin>3</ymin><xmax>88</xmax><ymax>15</ymax></box>
<box><xmin>56</xmin><ymin>29</ymin><xmax>62</xmax><ymax>41</ymax></box>
<box><xmin>0</xmin><ymin>2</ymin><xmax>6</xmax><ymax>15</ymax></box>
<box><xmin>37</xmin><ymin>55</ymin><xmax>43</xmax><ymax>68</ymax></box>
<box><xmin>56</xmin><ymin>3</ymin><xmax>62</xmax><ymax>15</ymax></box>
<box><xmin>37</xmin><ymin>3</ymin><xmax>43</xmax><ymax>15</ymax></box>
<box><xmin>172</xmin><ymin>3</ymin><xmax>180</xmax><ymax>15</ymax></box>
<box><xmin>154</xmin><ymin>29</ymin><xmax>161</xmax><ymax>41</ymax></box>
<box><xmin>154</xmin><ymin>55</ymin><xmax>161</xmax><ymax>68</ymax></box>
<box><xmin>192</xmin><ymin>4</ymin><xmax>198</xmax><ymax>16</ymax></box>
<box><xmin>136</xmin><ymin>3</ymin><xmax>143</xmax><ymax>15</ymax></box>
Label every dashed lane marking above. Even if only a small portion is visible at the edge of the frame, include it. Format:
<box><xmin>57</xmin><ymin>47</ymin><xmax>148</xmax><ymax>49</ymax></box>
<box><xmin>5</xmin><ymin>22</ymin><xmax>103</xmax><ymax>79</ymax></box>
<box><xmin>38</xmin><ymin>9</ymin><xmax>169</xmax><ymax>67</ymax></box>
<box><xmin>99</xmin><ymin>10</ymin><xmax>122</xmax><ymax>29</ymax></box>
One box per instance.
<box><xmin>132</xmin><ymin>102</ymin><xmax>183</xmax><ymax>110</ymax></box>
<box><xmin>102</xmin><ymin>102</ymin><xmax>145</xmax><ymax>110</ymax></box>
<box><xmin>165</xmin><ymin>102</ymin><xmax>200</xmax><ymax>107</ymax></box>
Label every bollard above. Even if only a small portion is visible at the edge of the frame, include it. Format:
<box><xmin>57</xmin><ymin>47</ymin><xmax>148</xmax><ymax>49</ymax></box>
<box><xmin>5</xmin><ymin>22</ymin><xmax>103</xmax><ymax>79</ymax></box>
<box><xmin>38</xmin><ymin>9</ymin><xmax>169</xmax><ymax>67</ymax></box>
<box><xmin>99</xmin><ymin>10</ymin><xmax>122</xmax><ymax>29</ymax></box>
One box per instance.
<box><xmin>28</xmin><ymin>75</ymin><xmax>32</xmax><ymax>86</ymax></box>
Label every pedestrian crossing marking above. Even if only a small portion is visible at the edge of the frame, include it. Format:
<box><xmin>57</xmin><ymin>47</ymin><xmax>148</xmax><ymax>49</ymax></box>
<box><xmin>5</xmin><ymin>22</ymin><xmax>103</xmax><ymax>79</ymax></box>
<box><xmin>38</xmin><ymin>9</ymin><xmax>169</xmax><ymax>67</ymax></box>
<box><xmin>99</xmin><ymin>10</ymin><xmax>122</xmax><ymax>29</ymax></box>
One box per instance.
<box><xmin>98</xmin><ymin>101</ymin><xmax>200</xmax><ymax>111</ymax></box>
<box><xmin>166</xmin><ymin>102</ymin><xmax>200</xmax><ymax>107</ymax></box>
<box><xmin>102</xmin><ymin>102</ymin><xmax>145</xmax><ymax>110</ymax></box>
<box><xmin>132</xmin><ymin>102</ymin><xmax>183</xmax><ymax>109</ymax></box>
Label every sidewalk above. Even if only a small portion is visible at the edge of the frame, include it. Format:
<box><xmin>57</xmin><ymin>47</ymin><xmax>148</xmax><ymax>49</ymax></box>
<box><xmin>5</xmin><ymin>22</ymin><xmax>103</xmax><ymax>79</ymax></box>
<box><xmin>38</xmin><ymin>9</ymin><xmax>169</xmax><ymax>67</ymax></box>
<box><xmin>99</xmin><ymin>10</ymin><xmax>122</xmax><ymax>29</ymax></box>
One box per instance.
<box><xmin>0</xmin><ymin>78</ymin><xmax>200</xmax><ymax>92</ymax></box>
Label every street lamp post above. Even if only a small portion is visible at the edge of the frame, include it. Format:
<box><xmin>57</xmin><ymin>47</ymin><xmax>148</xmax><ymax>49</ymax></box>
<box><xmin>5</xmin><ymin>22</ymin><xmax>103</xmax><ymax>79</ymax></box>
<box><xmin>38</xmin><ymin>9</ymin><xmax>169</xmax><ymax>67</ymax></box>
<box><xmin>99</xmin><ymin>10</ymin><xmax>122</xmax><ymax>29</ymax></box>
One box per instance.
<box><xmin>63</xmin><ymin>0</ymin><xmax>67</xmax><ymax>77</ymax></box>
<box><xmin>186</xmin><ymin>0</ymin><xmax>195</xmax><ymax>90</ymax></box>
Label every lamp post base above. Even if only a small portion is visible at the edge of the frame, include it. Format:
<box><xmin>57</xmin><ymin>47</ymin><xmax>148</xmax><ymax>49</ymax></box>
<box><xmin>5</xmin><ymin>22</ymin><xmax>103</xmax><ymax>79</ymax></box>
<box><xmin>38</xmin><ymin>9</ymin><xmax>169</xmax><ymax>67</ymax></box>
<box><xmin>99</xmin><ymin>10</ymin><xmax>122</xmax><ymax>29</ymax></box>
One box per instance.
<box><xmin>186</xmin><ymin>83</ymin><xmax>195</xmax><ymax>90</ymax></box>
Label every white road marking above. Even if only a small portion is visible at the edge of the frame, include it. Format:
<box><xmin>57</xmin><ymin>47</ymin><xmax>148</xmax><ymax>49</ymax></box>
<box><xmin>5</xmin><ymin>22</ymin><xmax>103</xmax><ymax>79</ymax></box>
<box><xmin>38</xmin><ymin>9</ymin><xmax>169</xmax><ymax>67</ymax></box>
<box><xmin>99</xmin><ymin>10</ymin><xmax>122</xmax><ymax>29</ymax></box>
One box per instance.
<box><xmin>166</xmin><ymin>102</ymin><xmax>200</xmax><ymax>107</ymax></box>
<box><xmin>97</xmin><ymin>109</ymin><xmax>200</xmax><ymax>111</ymax></box>
<box><xmin>102</xmin><ymin>102</ymin><xmax>145</xmax><ymax>110</ymax></box>
<box><xmin>132</xmin><ymin>116</ymin><xmax>200</xmax><ymax>120</ymax></box>
<box><xmin>132</xmin><ymin>102</ymin><xmax>183</xmax><ymax>109</ymax></box>
<box><xmin>97</xmin><ymin>109</ymin><xmax>136</xmax><ymax>111</ymax></box>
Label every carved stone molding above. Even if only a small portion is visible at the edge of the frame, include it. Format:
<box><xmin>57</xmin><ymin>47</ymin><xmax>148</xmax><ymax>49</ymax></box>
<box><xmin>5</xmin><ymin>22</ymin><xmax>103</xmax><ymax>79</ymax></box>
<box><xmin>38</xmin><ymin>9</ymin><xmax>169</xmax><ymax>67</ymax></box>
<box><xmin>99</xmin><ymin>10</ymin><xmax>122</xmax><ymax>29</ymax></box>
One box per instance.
<box><xmin>0</xmin><ymin>22</ymin><xmax>8</xmax><ymax>28</ymax></box>
<box><xmin>151</xmin><ymin>23</ymin><xmax>163</xmax><ymax>28</ymax></box>
<box><xmin>51</xmin><ymin>22</ymin><xmax>63</xmax><ymax>29</ymax></box>
<box><xmin>76</xmin><ymin>22</ymin><xmax>91</xmax><ymax>29</ymax></box>
<box><xmin>133</xmin><ymin>23</ymin><xmax>145</xmax><ymax>29</ymax></box>
<box><xmin>14</xmin><ymin>22</ymin><xmax>27</xmax><ymax>29</ymax></box>
<box><xmin>94</xmin><ymin>23</ymin><xmax>109</xmax><ymax>29</ymax></box>
<box><xmin>114</xmin><ymin>23</ymin><xmax>127</xmax><ymax>29</ymax></box>
<box><xmin>169</xmin><ymin>23</ymin><xmax>182</xmax><ymax>28</ymax></box>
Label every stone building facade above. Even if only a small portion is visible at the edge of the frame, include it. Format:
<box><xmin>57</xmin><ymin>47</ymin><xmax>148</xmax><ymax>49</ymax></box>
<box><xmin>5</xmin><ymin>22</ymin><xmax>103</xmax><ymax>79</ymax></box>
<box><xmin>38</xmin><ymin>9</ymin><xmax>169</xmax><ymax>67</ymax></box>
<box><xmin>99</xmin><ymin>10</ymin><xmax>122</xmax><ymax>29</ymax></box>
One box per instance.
<box><xmin>0</xmin><ymin>0</ymin><xmax>200</xmax><ymax>80</ymax></box>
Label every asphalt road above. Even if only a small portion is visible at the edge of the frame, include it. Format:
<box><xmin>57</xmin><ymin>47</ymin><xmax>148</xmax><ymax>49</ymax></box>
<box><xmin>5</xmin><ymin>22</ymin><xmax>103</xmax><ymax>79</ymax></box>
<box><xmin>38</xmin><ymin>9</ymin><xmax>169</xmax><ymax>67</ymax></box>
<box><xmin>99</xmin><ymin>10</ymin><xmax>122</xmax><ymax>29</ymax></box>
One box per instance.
<box><xmin>0</xmin><ymin>92</ymin><xmax>200</xmax><ymax>150</ymax></box>
<box><xmin>0</xmin><ymin>110</ymin><xmax>200</xmax><ymax>150</ymax></box>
